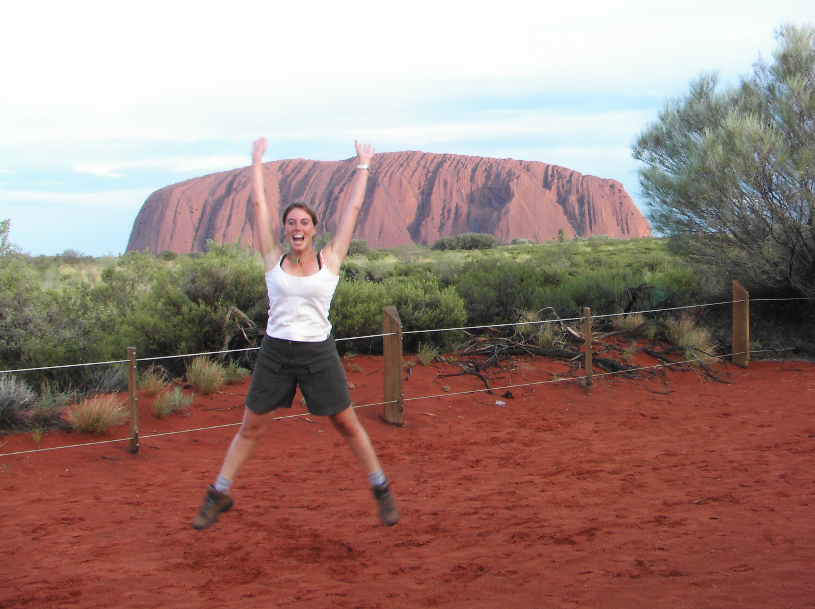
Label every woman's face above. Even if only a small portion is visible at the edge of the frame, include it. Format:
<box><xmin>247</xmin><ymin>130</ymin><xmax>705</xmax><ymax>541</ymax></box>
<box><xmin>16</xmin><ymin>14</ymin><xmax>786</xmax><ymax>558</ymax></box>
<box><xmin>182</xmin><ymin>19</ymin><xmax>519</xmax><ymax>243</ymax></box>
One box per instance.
<box><xmin>284</xmin><ymin>208</ymin><xmax>316</xmax><ymax>252</ymax></box>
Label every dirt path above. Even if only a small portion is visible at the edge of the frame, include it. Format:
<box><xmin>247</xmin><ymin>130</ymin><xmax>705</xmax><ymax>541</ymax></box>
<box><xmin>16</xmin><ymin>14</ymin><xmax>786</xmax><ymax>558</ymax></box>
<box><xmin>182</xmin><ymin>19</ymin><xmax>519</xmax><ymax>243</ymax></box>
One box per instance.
<box><xmin>1</xmin><ymin>356</ymin><xmax>814</xmax><ymax>608</ymax></box>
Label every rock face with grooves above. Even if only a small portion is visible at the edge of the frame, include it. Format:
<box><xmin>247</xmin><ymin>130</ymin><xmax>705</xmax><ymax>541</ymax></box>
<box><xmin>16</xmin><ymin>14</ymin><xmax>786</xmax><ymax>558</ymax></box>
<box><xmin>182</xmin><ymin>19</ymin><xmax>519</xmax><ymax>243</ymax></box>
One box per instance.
<box><xmin>126</xmin><ymin>151</ymin><xmax>650</xmax><ymax>253</ymax></box>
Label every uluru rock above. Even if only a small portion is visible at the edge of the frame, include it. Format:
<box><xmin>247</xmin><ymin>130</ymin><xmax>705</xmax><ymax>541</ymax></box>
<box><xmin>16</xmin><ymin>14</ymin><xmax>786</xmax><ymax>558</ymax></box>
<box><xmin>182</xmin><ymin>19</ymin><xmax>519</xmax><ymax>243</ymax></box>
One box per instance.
<box><xmin>126</xmin><ymin>151</ymin><xmax>650</xmax><ymax>253</ymax></box>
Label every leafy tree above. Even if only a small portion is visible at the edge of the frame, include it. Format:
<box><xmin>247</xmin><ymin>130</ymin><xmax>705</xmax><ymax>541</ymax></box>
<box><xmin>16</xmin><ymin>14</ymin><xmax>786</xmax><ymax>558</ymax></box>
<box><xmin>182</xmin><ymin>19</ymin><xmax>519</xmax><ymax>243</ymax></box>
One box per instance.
<box><xmin>0</xmin><ymin>219</ymin><xmax>22</xmax><ymax>258</ymax></box>
<box><xmin>633</xmin><ymin>24</ymin><xmax>815</xmax><ymax>299</ymax></box>
<box><xmin>346</xmin><ymin>239</ymin><xmax>372</xmax><ymax>257</ymax></box>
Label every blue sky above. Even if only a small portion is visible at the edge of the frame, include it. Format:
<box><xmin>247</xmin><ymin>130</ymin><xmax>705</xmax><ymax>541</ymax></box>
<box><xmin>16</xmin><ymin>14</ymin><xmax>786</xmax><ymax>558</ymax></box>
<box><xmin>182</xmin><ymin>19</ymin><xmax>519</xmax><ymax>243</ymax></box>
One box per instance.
<box><xmin>1</xmin><ymin>0</ymin><xmax>813</xmax><ymax>256</ymax></box>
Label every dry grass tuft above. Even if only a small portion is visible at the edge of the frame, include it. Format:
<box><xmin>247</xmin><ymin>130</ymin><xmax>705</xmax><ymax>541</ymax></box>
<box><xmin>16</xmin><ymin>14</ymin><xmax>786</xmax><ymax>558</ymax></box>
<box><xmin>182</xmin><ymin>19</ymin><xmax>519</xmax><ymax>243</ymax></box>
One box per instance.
<box><xmin>67</xmin><ymin>394</ymin><xmax>127</xmax><ymax>435</ymax></box>
<box><xmin>514</xmin><ymin>311</ymin><xmax>540</xmax><ymax>337</ymax></box>
<box><xmin>224</xmin><ymin>361</ymin><xmax>250</xmax><ymax>384</ymax></box>
<box><xmin>614</xmin><ymin>313</ymin><xmax>646</xmax><ymax>333</ymax></box>
<box><xmin>666</xmin><ymin>315</ymin><xmax>717</xmax><ymax>363</ymax></box>
<box><xmin>186</xmin><ymin>356</ymin><xmax>225</xmax><ymax>395</ymax></box>
<box><xmin>535</xmin><ymin>322</ymin><xmax>558</xmax><ymax>349</ymax></box>
<box><xmin>140</xmin><ymin>365</ymin><xmax>170</xmax><ymax>397</ymax></box>
<box><xmin>417</xmin><ymin>341</ymin><xmax>439</xmax><ymax>366</ymax></box>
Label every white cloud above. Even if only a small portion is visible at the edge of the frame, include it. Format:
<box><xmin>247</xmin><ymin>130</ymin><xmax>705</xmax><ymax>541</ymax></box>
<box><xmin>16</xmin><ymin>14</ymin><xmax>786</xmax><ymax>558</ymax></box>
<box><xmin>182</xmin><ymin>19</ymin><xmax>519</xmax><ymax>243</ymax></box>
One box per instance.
<box><xmin>74</xmin><ymin>164</ymin><xmax>122</xmax><ymax>176</ymax></box>
<box><xmin>0</xmin><ymin>188</ymin><xmax>153</xmax><ymax>209</ymax></box>
<box><xmin>163</xmin><ymin>155</ymin><xmax>249</xmax><ymax>173</ymax></box>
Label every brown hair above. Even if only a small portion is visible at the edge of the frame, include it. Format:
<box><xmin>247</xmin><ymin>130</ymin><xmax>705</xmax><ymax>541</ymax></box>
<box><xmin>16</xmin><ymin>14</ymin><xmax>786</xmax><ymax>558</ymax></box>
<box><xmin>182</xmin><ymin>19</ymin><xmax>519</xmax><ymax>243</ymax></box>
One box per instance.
<box><xmin>282</xmin><ymin>201</ymin><xmax>318</xmax><ymax>227</ymax></box>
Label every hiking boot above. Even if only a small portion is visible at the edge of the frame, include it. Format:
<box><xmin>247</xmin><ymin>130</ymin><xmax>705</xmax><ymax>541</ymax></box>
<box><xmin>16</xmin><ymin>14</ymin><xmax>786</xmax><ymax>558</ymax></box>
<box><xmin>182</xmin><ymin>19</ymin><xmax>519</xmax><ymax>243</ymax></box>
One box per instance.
<box><xmin>372</xmin><ymin>482</ymin><xmax>400</xmax><ymax>526</ymax></box>
<box><xmin>191</xmin><ymin>485</ymin><xmax>233</xmax><ymax>531</ymax></box>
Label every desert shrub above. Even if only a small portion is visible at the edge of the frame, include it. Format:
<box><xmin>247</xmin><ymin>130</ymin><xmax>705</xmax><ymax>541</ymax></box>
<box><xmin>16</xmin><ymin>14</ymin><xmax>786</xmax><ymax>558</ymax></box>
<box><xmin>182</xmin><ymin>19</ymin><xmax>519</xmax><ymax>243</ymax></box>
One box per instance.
<box><xmin>451</xmin><ymin>258</ymin><xmax>565</xmax><ymax>325</ymax></box>
<box><xmin>116</xmin><ymin>242</ymin><xmax>266</xmax><ymax>368</ymax></box>
<box><xmin>330</xmin><ymin>280</ymin><xmax>389</xmax><ymax>348</ymax></box>
<box><xmin>151</xmin><ymin>386</ymin><xmax>194</xmax><ymax>418</ymax></box>
<box><xmin>331</xmin><ymin>275</ymin><xmax>467</xmax><ymax>353</ymax></box>
<box><xmin>67</xmin><ymin>394</ymin><xmax>127</xmax><ymax>435</ymax></box>
<box><xmin>430</xmin><ymin>236</ymin><xmax>456</xmax><ymax>251</ymax></box>
<box><xmin>90</xmin><ymin>366</ymin><xmax>129</xmax><ymax>394</ymax></box>
<box><xmin>346</xmin><ymin>240</ymin><xmax>372</xmax><ymax>257</ymax></box>
<box><xmin>0</xmin><ymin>375</ymin><xmax>37</xmax><ymax>431</ymax></box>
<box><xmin>431</xmin><ymin>232</ymin><xmax>498</xmax><ymax>251</ymax></box>
<box><xmin>94</xmin><ymin>250</ymin><xmax>162</xmax><ymax>316</ymax></box>
<box><xmin>543</xmin><ymin>272</ymin><xmax>627</xmax><ymax>317</ymax></box>
<box><xmin>186</xmin><ymin>356</ymin><xmax>226</xmax><ymax>395</ymax></box>
<box><xmin>159</xmin><ymin>250</ymin><xmax>178</xmax><ymax>261</ymax></box>
<box><xmin>139</xmin><ymin>365</ymin><xmax>170</xmax><ymax>397</ymax></box>
<box><xmin>58</xmin><ymin>249</ymin><xmax>93</xmax><ymax>265</ymax></box>
<box><xmin>386</xmin><ymin>277</ymin><xmax>467</xmax><ymax>351</ymax></box>
<box><xmin>340</xmin><ymin>257</ymin><xmax>398</xmax><ymax>281</ymax></box>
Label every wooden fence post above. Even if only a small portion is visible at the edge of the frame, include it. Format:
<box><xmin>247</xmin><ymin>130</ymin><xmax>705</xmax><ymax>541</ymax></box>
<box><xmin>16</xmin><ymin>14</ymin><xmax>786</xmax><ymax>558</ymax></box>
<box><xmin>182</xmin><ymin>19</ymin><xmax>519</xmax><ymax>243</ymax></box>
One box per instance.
<box><xmin>382</xmin><ymin>306</ymin><xmax>404</xmax><ymax>426</ymax></box>
<box><xmin>583</xmin><ymin>307</ymin><xmax>593</xmax><ymax>388</ymax></box>
<box><xmin>127</xmin><ymin>347</ymin><xmax>139</xmax><ymax>453</ymax></box>
<box><xmin>732</xmin><ymin>281</ymin><xmax>750</xmax><ymax>367</ymax></box>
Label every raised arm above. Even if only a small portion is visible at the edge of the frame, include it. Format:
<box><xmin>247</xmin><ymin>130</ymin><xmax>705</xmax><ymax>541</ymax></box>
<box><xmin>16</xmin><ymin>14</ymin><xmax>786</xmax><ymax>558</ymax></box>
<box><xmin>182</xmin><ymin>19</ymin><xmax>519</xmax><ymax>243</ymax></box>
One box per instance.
<box><xmin>251</xmin><ymin>137</ymin><xmax>284</xmax><ymax>272</ymax></box>
<box><xmin>322</xmin><ymin>141</ymin><xmax>375</xmax><ymax>274</ymax></box>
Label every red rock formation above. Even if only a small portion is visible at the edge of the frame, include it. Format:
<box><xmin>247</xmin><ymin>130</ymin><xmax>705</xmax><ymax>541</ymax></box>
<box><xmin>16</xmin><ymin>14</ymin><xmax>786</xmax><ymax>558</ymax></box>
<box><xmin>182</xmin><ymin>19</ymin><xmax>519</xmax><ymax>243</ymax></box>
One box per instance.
<box><xmin>126</xmin><ymin>151</ymin><xmax>650</xmax><ymax>253</ymax></box>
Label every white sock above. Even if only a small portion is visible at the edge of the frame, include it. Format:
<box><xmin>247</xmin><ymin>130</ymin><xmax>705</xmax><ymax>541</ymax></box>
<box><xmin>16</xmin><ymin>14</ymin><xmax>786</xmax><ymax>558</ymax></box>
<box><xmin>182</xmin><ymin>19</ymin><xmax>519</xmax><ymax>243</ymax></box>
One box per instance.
<box><xmin>214</xmin><ymin>475</ymin><xmax>233</xmax><ymax>493</ymax></box>
<box><xmin>368</xmin><ymin>469</ymin><xmax>387</xmax><ymax>488</ymax></box>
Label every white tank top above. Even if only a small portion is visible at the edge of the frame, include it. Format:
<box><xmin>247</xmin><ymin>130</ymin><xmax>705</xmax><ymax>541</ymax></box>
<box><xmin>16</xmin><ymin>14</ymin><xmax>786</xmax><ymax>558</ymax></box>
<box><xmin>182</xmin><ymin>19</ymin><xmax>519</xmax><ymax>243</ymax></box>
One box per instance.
<box><xmin>264</xmin><ymin>254</ymin><xmax>340</xmax><ymax>342</ymax></box>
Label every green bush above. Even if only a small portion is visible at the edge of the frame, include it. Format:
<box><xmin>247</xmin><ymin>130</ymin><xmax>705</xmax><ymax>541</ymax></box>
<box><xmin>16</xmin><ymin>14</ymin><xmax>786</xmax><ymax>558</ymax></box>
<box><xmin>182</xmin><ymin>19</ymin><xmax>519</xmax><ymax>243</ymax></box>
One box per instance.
<box><xmin>115</xmin><ymin>242</ymin><xmax>266</xmax><ymax>370</ymax></box>
<box><xmin>346</xmin><ymin>240</ymin><xmax>372</xmax><ymax>257</ymax></box>
<box><xmin>431</xmin><ymin>233</ymin><xmax>498</xmax><ymax>251</ymax></box>
<box><xmin>451</xmin><ymin>258</ymin><xmax>565</xmax><ymax>325</ymax></box>
<box><xmin>331</xmin><ymin>275</ymin><xmax>467</xmax><ymax>353</ymax></box>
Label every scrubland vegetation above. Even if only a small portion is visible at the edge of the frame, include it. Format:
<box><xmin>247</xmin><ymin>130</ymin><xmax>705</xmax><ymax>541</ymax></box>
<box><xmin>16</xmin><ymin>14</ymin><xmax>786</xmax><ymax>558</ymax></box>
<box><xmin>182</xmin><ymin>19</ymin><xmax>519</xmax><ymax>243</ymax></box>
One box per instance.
<box><xmin>0</xmin><ymin>228</ymin><xmax>739</xmax><ymax>435</ymax></box>
<box><xmin>2</xmin><ymin>213</ymin><xmax>813</xmax><ymax>439</ymax></box>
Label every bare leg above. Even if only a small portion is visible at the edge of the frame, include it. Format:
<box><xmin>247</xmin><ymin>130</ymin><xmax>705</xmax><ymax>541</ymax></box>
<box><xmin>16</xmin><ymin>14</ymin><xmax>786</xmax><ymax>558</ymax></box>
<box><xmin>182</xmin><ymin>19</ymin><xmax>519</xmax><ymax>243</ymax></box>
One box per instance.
<box><xmin>329</xmin><ymin>407</ymin><xmax>381</xmax><ymax>475</ymax></box>
<box><xmin>331</xmin><ymin>407</ymin><xmax>400</xmax><ymax>526</ymax></box>
<box><xmin>218</xmin><ymin>407</ymin><xmax>275</xmax><ymax>482</ymax></box>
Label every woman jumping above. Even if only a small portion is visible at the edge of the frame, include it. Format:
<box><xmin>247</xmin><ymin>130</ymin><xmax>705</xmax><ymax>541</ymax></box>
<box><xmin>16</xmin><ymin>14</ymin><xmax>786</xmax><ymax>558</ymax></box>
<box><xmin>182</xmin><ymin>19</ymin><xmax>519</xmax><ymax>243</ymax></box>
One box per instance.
<box><xmin>191</xmin><ymin>138</ymin><xmax>399</xmax><ymax>530</ymax></box>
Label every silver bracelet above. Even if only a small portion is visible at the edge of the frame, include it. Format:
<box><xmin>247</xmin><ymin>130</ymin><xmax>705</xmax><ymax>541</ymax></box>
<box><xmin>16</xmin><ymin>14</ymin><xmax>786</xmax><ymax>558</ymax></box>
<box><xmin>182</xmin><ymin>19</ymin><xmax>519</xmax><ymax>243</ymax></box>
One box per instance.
<box><xmin>357</xmin><ymin>164</ymin><xmax>369</xmax><ymax>170</ymax></box>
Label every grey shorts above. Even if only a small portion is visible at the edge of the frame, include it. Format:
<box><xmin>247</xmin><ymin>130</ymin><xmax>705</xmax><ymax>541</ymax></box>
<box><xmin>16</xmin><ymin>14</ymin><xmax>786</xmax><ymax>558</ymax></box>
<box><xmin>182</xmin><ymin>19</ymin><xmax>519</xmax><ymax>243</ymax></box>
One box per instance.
<box><xmin>245</xmin><ymin>334</ymin><xmax>351</xmax><ymax>417</ymax></box>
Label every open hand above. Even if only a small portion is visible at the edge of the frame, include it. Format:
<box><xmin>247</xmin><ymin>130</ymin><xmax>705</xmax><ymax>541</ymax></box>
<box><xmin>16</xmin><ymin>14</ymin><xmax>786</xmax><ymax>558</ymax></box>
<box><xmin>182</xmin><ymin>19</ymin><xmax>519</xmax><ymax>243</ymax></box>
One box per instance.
<box><xmin>252</xmin><ymin>137</ymin><xmax>267</xmax><ymax>162</ymax></box>
<box><xmin>355</xmin><ymin>141</ymin><xmax>375</xmax><ymax>167</ymax></box>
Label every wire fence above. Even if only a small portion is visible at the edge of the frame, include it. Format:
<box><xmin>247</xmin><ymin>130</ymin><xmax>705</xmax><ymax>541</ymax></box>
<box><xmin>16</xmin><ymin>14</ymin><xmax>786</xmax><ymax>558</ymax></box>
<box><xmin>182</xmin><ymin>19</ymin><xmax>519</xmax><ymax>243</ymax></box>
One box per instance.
<box><xmin>0</xmin><ymin>296</ymin><xmax>804</xmax><ymax>377</ymax></box>
<box><xmin>0</xmin><ymin>293</ymin><xmax>810</xmax><ymax>458</ymax></box>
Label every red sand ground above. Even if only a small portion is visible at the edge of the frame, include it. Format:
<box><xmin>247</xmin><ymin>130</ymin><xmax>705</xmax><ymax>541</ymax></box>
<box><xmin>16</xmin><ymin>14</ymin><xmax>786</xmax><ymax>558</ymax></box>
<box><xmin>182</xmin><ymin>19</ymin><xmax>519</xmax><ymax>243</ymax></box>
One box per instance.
<box><xmin>1</xmin><ymin>354</ymin><xmax>814</xmax><ymax>609</ymax></box>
